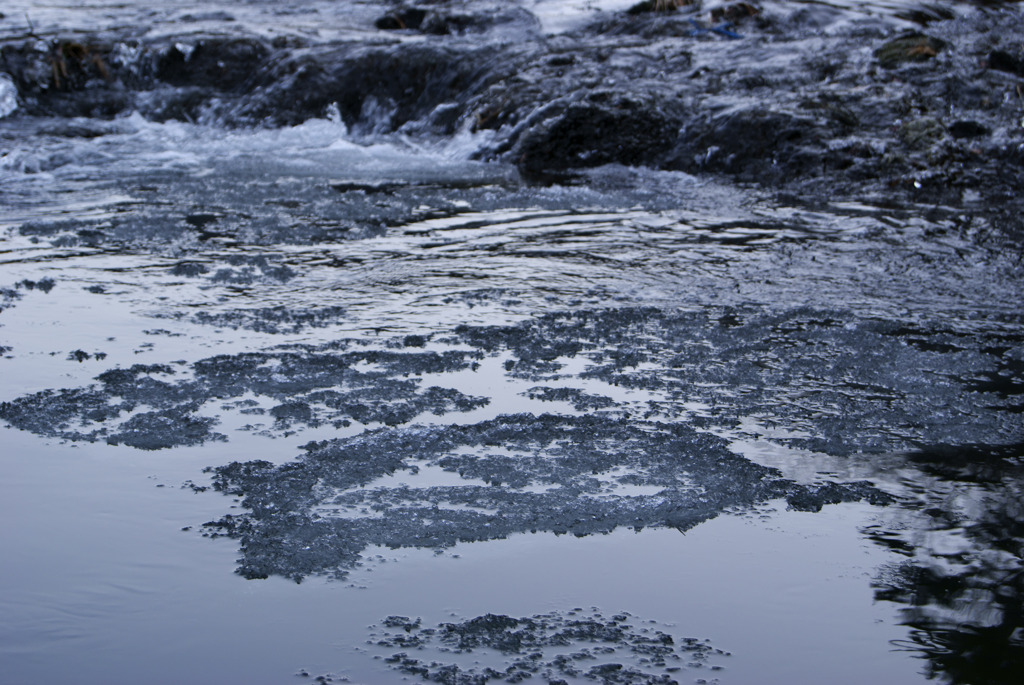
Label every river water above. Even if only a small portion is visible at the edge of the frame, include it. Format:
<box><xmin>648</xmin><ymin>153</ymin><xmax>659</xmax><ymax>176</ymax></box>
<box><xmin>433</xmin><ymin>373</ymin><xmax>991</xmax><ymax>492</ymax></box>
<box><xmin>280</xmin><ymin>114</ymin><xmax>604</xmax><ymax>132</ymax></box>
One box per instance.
<box><xmin>2</xmin><ymin>2</ymin><xmax>1023</xmax><ymax>684</ymax></box>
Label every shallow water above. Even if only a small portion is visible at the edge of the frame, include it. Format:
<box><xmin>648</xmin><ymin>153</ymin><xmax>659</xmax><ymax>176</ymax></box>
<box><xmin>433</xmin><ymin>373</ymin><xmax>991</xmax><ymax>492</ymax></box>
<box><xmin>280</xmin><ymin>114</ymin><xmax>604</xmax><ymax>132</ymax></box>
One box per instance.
<box><xmin>2</xmin><ymin>2</ymin><xmax>1024</xmax><ymax>684</ymax></box>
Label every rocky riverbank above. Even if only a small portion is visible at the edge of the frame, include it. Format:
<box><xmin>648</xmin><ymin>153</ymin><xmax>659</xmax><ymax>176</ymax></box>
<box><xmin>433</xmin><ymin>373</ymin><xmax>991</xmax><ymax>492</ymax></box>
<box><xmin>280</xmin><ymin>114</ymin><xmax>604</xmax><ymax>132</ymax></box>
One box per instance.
<box><xmin>3</xmin><ymin>1</ymin><xmax>1024</xmax><ymax>238</ymax></box>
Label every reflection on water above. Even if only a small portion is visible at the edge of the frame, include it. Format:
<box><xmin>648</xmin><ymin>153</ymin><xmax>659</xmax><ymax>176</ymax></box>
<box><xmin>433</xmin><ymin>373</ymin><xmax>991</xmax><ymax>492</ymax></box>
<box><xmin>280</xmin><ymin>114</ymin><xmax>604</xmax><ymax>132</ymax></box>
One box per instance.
<box><xmin>872</xmin><ymin>445</ymin><xmax>1024</xmax><ymax>684</ymax></box>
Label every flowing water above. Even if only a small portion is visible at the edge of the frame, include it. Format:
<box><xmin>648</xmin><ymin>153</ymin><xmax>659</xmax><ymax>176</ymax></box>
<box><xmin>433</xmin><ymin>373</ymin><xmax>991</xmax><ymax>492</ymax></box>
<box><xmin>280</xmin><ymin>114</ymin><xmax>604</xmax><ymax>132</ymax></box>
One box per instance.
<box><xmin>2</xmin><ymin>2</ymin><xmax>1023</xmax><ymax>684</ymax></box>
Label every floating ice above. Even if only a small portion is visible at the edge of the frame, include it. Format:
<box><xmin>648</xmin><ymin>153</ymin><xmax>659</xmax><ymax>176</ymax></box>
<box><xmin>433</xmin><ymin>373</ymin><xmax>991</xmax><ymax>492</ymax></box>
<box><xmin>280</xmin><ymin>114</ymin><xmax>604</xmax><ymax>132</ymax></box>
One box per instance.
<box><xmin>0</xmin><ymin>73</ymin><xmax>17</xmax><ymax>118</ymax></box>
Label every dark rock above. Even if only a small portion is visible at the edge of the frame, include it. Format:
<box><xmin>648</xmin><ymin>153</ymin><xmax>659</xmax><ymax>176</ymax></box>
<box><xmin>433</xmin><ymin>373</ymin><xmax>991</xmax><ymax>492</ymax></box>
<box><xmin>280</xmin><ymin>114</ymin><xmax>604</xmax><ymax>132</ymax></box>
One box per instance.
<box><xmin>514</xmin><ymin>97</ymin><xmax>681</xmax><ymax>182</ymax></box>
<box><xmin>0</xmin><ymin>39</ymin><xmax>131</xmax><ymax>117</ymax></box>
<box><xmin>155</xmin><ymin>38</ymin><xmax>269</xmax><ymax>91</ymax></box>
<box><xmin>242</xmin><ymin>43</ymin><xmax>510</xmax><ymax>130</ymax></box>
<box><xmin>948</xmin><ymin>120</ymin><xmax>990</xmax><ymax>139</ymax></box>
<box><xmin>375</xmin><ymin>8</ymin><xmax>428</xmax><ymax>31</ymax></box>
<box><xmin>376</xmin><ymin>5</ymin><xmax>538</xmax><ymax>37</ymax></box>
<box><xmin>874</xmin><ymin>33</ymin><xmax>946</xmax><ymax>68</ymax></box>
<box><xmin>900</xmin><ymin>117</ymin><xmax>945</xmax><ymax>149</ymax></box>
<box><xmin>668</xmin><ymin>107</ymin><xmax>825</xmax><ymax>181</ymax></box>
<box><xmin>987</xmin><ymin>50</ymin><xmax>1024</xmax><ymax>78</ymax></box>
<box><xmin>710</xmin><ymin>3</ymin><xmax>762</xmax><ymax>24</ymax></box>
<box><xmin>626</xmin><ymin>0</ymin><xmax>694</xmax><ymax>15</ymax></box>
<box><xmin>894</xmin><ymin>4</ymin><xmax>956</xmax><ymax>26</ymax></box>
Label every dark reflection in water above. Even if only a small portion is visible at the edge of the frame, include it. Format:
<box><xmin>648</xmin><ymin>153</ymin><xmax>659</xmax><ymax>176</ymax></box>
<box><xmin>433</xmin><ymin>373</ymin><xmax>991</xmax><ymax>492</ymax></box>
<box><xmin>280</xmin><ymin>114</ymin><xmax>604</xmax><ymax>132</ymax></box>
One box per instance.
<box><xmin>872</xmin><ymin>444</ymin><xmax>1024</xmax><ymax>684</ymax></box>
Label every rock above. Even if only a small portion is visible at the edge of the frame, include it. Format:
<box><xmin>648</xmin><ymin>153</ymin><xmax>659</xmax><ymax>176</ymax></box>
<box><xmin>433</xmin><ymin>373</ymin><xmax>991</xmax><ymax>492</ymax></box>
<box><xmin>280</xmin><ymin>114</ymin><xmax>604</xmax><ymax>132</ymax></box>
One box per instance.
<box><xmin>513</xmin><ymin>96</ymin><xmax>681</xmax><ymax>182</ymax></box>
<box><xmin>241</xmin><ymin>42</ymin><xmax>509</xmax><ymax>129</ymax></box>
<box><xmin>375</xmin><ymin>8</ymin><xmax>428</xmax><ymax>31</ymax></box>
<box><xmin>668</xmin><ymin>107</ymin><xmax>825</xmax><ymax>181</ymax></box>
<box><xmin>900</xmin><ymin>117</ymin><xmax>945</xmax><ymax>149</ymax></box>
<box><xmin>155</xmin><ymin>38</ymin><xmax>270</xmax><ymax>91</ymax></box>
<box><xmin>874</xmin><ymin>33</ymin><xmax>946</xmax><ymax>68</ymax></box>
<box><xmin>894</xmin><ymin>5</ymin><xmax>955</xmax><ymax>26</ymax></box>
<box><xmin>710</xmin><ymin>3</ymin><xmax>762</xmax><ymax>24</ymax></box>
<box><xmin>1</xmin><ymin>39</ymin><xmax>113</xmax><ymax>94</ymax></box>
<box><xmin>375</xmin><ymin>5</ymin><xmax>539</xmax><ymax>36</ymax></box>
<box><xmin>987</xmin><ymin>50</ymin><xmax>1024</xmax><ymax>78</ymax></box>
<box><xmin>948</xmin><ymin>120</ymin><xmax>990</xmax><ymax>139</ymax></box>
<box><xmin>626</xmin><ymin>0</ymin><xmax>698</xmax><ymax>15</ymax></box>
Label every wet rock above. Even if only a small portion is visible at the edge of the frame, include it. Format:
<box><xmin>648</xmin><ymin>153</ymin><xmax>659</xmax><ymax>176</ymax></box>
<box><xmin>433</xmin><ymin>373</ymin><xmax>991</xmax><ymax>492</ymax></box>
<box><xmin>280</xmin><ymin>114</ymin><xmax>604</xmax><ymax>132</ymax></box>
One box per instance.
<box><xmin>514</xmin><ymin>97</ymin><xmax>682</xmax><ymax>182</ymax></box>
<box><xmin>0</xmin><ymin>39</ymin><xmax>126</xmax><ymax>116</ymax></box>
<box><xmin>375</xmin><ymin>4</ymin><xmax>539</xmax><ymax>37</ymax></box>
<box><xmin>154</xmin><ymin>38</ymin><xmax>269</xmax><ymax>91</ymax></box>
<box><xmin>894</xmin><ymin>4</ymin><xmax>956</xmax><ymax>26</ymax></box>
<box><xmin>179</xmin><ymin>11</ymin><xmax>235</xmax><ymax>23</ymax></box>
<box><xmin>461</xmin><ymin>307</ymin><xmax>1023</xmax><ymax>455</ymax></box>
<box><xmin>668</xmin><ymin>108</ymin><xmax>826</xmax><ymax>181</ymax></box>
<box><xmin>874</xmin><ymin>33</ymin><xmax>946</xmax><ymax>68</ymax></box>
<box><xmin>947</xmin><ymin>120</ymin><xmax>990</xmax><ymax>139</ymax></box>
<box><xmin>900</xmin><ymin>116</ymin><xmax>945</xmax><ymax>149</ymax></box>
<box><xmin>627</xmin><ymin>0</ymin><xmax>698</xmax><ymax>15</ymax></box>
<box><xmin>987</xmin><ymin>49</ymin><xmax>1024</xmax><ymax>78</ymax></box>
<box><xmin>709</xmin><ymin>3</ymin><xmax>761</xmax><ymax>25</ymax></box>
<box><xmin>4</xmin><ymin>306</ymin><xmax>1018</xmax><ymax>457</ymax></box>
<box><xmin>241</xmin><ymin>42</ymin><xmax>512</xmax><ymax>130</ymax></box>
<box><xmin>0</xmin><ymin>2</ymin><xmax>1016</xmax><ymax>224</ymax></box>
<box><xmin>375</xmin><ymin>8</ymin><xmax>428</xmax><ymax>31</ymax></box>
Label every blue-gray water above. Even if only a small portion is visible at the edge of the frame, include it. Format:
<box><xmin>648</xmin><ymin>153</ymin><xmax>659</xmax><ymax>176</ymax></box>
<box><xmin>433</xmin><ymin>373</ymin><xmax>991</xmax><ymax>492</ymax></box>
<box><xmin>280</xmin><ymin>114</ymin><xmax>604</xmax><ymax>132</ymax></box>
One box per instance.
<box><xmin>2</xmin><ymin>2</ymin><xmax>1023</xmax><ymax>684</ymax></box>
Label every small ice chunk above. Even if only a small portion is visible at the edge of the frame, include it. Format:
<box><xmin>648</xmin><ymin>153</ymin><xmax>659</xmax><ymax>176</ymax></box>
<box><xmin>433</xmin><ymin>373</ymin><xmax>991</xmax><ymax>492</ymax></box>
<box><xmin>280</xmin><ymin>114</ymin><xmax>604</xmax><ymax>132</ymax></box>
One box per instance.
<box><xmin>0</xmin><ymin>73</ymin><xmax>18</xmax><ymax>119</ymax></box>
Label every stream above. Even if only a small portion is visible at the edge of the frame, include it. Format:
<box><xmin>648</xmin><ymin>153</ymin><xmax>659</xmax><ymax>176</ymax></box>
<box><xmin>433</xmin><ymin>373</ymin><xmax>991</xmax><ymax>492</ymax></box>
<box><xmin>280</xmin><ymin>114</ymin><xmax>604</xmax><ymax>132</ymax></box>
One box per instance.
<box><xmin>2</xmin><ymin>2</ymin><xmax>1024</xmax><ymax>684</ymax></box>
